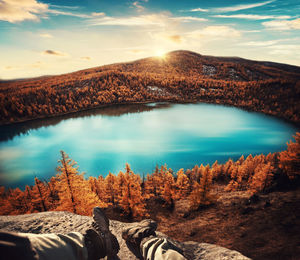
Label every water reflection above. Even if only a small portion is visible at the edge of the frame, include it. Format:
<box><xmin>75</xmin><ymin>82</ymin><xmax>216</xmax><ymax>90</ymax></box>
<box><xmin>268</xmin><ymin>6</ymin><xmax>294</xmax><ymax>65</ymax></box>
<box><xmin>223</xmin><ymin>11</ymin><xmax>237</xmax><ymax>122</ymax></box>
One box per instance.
<box><xmin>0</xmin><ymin>103</ymin><xmax>171</xmax><ymax>142</ymax></box>
<box><xmin>0</xmin><ymin>103</ymin><xmax>298</xmax><ymax>189</ymax></box>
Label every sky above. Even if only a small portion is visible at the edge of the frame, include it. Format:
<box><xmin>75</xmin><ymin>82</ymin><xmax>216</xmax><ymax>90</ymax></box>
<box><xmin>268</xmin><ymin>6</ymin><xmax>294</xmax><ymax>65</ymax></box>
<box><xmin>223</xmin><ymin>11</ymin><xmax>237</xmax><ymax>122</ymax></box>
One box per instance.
<box><xmin>0</xmin><ymin>0</ymin><xmax>300</xmax><ymax>79</ymax></box>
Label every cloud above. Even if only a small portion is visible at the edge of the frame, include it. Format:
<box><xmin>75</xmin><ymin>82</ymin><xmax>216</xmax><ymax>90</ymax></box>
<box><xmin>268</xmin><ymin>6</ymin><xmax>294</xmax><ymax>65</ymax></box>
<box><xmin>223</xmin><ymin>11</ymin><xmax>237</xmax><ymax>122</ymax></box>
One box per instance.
<box><xmin>90</xmin><ymin>14</ymin><xmax>163</xmax><ymax>26</ymax></box>
<box><xmin>41</xmin><ymin>50</ymin><xmax>68</xmax><ymax>56</ymax></box>
<box><xmin>30</xmin><ymin>61</ymin><xmax>43</xmax><ymax>68</ymax></box>
<box><xmin>188</xmin><ymin>26</ymin><xmax>241</xmax><ymax>38</ymax></box>
<box><xmin>4</xmin><ymin>61</ymin><xmax>44</xmax><ymax>71</ymax></box>
<box><xmin>213</xmin><ymin>0</ymin><xmax>274</xmax><ymax>12</ymax></box>
<box><xmin>4</xmin><ymin>65</ymin><xmax>20</xmax><ymax>70</ymax></box>
<box><xmin>262</xmin><ymin>18</ymin><xmax>300</xmax><ymax>30</ymax></box>
<box><xmin>131</xmin><ymin>0</ymin><xmax>149</xmax><ymax>12</ymax></box>
<box><xmin>0</xmin><ymin>0</ymin><xmax>107</xmax><ymax>23</ymax></box>
<box><xmin>91</xmin><ymin>12</ymin><xmax>105</xmax><ymax>17</ymax></box>
<box><xmin>80</xmin><ymin>56</ymin><xmax>91</xmax><ymax>60</ymax></box>
<box><xmin>241</xmin><ymin>40</ymin><xmax>281</xmax><ymax>46</ymax></box>
<box><xmin>90</xmin><ymin>13</ymin><xmax>207</xmax><ymax>27</ymax></box>
<box><xmin>47</xmin><ymin>9</ymin><xmax>90</xmax><ymax>18</ymax></box>
<box><xmin>268</xmin><ymin>44</ymin><xmax>300</xmax><ymax>55</ymax></box>
<box><xmin>0</xmin><ymin>0</ymin><xmax>48</xmax><ymax>23</ymax></box>
<box><xmin>132</xmin><ymin>1</ymin><xmax>145</xmax><ymax>12</ymax></box>
<box><xmin>213</xmin><ymin>14</ymin><xmax>291</xmax><ymax>20</ymax></box>
<box><xmin>39</xmin><ymin>33</ymin><xmax>53</xmax><ymax>38</ymax></box>
<box><xmin>151</xmin><ymin>32</ymin><xmax>184</xmax><ymax>44</ymax></box>
<box><xmin>170</xmin><ymin>16</ymin><xmax>207</xmax><ymax>22</ymax></box>
<box><xmin>128</xmin><ymin>49</ymin><xmax>145</xmax><ymax>54</ymax></box>
<box><xmin>190</xmin><ymin>8</ymin><xmax>209</xmax><ymax>12</ymax></box>
<box><xmin>49</xmin><ymin>4</ymin><xmax>80</xmax><ymax>10</ymax></box>
<box><xmin>166</xmin><ymin>35</ymin><xmax>183</xmax><ymax>43</ymax></box>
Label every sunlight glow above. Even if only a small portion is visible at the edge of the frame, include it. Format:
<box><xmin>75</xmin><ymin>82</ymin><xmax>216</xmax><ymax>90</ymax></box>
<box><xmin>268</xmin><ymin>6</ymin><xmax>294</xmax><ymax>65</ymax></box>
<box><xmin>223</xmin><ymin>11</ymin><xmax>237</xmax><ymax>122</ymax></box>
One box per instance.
<box><xmin>154</xmin><ymin>49</ymin><xmax>167</xmax><ymax>59</ymax></box>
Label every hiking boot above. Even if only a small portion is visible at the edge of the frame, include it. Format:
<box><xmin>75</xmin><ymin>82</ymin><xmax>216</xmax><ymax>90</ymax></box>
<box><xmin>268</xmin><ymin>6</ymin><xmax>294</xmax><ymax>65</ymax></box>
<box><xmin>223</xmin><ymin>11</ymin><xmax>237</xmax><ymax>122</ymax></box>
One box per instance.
<box><xmin>84</xmin><ymin>229</ymin><xmax>106</xmax><ymax>260</ymax></box>
<box><xmin>122</xmin><ymin>219</ymin><xmax>157</xmax><ymax>247</ymax></box>
<box><xmin>84</xmin><ymin>207</ymin><xmax>119</xmax><ymax>260</ymax></box>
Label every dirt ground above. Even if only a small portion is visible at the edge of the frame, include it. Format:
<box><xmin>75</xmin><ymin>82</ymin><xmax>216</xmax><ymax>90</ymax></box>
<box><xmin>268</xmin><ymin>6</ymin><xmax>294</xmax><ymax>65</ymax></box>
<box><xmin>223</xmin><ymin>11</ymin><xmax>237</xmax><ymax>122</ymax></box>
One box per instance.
<box><xmin>105</xmin><ymin>185</ymin><xmax>300</xmax><ymax>260</ymax></box>
<box><xmin>150</xmin><ymin>186</ymin><xmax>300</xmax><ymax>260</ymax></box>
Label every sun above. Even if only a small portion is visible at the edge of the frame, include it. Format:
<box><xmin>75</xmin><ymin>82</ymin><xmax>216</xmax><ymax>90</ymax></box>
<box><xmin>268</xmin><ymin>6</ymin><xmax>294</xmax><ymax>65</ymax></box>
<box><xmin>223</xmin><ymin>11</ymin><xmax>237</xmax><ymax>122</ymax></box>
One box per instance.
<box><xmin>154</xmin><ymin>49</ymin><xmax>167</xmax><ymax>59</ymax></box>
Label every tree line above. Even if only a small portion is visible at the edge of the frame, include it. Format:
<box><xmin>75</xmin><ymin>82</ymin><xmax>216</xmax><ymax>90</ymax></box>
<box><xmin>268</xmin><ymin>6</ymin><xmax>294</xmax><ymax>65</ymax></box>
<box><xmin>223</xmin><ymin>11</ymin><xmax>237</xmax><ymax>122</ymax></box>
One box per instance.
<box><xmin>0</xmin><ymin>133</ymin><xmax>299</xmax><ymax>218</ymax></box>
<box><xmin>1</xmin><ymin>52</ymin><xmax>299</xmax><ymax>125</ymax></box>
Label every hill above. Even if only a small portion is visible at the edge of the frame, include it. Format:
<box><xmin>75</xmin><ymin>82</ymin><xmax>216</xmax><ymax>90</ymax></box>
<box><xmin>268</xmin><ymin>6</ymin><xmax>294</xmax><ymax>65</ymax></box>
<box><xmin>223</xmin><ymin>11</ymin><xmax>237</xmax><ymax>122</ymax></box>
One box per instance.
<box><xmin>0</xmin><ymin>50</ymin><xmax>300</xmax><ymax>125</ymax></box>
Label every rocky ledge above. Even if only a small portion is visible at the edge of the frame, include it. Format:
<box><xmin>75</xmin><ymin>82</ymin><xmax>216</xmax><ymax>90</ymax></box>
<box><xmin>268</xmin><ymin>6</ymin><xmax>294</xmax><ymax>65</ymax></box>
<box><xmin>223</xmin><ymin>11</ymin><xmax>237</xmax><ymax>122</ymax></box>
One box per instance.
<box><xmin>0</xmin><ymin>211</ymin><xmax>250</xmax><ymax>259</ymax></box>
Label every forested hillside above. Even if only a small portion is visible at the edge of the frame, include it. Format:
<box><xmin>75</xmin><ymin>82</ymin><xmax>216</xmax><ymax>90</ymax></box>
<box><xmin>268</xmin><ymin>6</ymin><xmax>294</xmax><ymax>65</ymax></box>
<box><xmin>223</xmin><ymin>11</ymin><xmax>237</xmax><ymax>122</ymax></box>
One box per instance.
<box><xmin>1</xmin><ymin>50</ymin><xmax>300</xmax><ymax>125</ymax></box>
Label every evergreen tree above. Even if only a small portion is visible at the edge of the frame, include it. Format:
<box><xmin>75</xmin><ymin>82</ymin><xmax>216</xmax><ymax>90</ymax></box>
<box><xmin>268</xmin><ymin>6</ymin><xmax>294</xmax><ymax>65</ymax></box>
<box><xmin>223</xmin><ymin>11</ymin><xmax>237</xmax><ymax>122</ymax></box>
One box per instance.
<box><xmin>175</xmin><ymin>169</ymin><xmax>190</xmax><ymax>199</ymax></box>
<box><xmin>279</xmin><ymin>133</ymin><xmax>300</xmax><ymax>180</ymax></box>
<box><xmin>189</xmin><ymin>165</ymin><xmax>213</xmax><ymax>210</ymax></box>
<box><xmin>104</xmin><ymin>172</ymin><xmax>117</xmax><ymax>205</ymax></box>
<box><xmin>161</xmin><ymin>170</ymin><xmax>175</xmax><ymax>207</ymax></box>
<box><xmin>249</xmin><ymin>162</ymin><xmax>274</xmax><ymax>193</ymax></box>
<box><xmin>31</xmin><ymin>177</ymin><xmax>48</xmax><ymax>212</ymax></box>
<box><xmin>118</xmin><ymin>164</ymin><xmax>148</xmax><ymax>218</ymax></box>
<box><xmin>55</xmin><ymin>150</ymin><xmax>102</xmax><ymax>215</ymax></box>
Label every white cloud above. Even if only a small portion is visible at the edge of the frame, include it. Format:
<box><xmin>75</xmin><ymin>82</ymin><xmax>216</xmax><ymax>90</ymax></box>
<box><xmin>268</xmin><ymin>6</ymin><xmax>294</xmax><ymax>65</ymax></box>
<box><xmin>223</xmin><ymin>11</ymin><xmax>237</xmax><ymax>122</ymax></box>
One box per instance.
<box><xmin>214</xmin><ymin>0</ymin><xmax>274</xmax><ymax>12</ymax></box>
<box><xmin>91</xmin><ymin>12</ymin><xmax>105</xmax><ymax>17</ymax></box>
<box><xmin>90</xmin><ymin>14</ymin><xmax>166</xmax><ymax>27</ymax></box>
<box><xmin>241</xmin><ymin>40</ymin><xmax>281</xmax><ymax>46</ymax></box>
<box><xmin>39</xmin><ymin>33</ymin><xmax>53</xmax><ymax>38</ymax></box>
<box><xmin>47</xmin><ymin>9</ymin><xmax>90</xmax><ymax>19</ymax></box>
<box><xmin>263</xmin><ymin>18</ymin><xmax>300</xmax><ymax>30</ymax></box>
<box><xmin>268</xmin><ymin>44</ymin><xmax>300</xmax><ymax>55</ymax></box>
<box><xmin>187</xmin><ymin>26</ymin><xmax>241</xmax><ymax>38</ymax></box>
<box><xmin>170</xmin><ymin>16</ymin><xmax>207</xmax><ymax>22</ymax></box>
<box><xmin>190</xmin><ymin>8</ymin><xmax>209</xmax><ymax>12</ymax></box>
<box><xmin>0</xmin><ymin>0</ymin><xmax>48</xmax><ymax>23</ymax></box>
<box><xmin>90</xmin><ymin>13</ymin><xmax>207</xmax><ymax>27</ymax></box>
<box><xmin>242</xmin><ymin>30</ymin><xmax>261</xmax><ymax>33</ymax></box>
<box><xmin>0</xmin><ymin>1</ymin><xmax>106</xmax><ymax>23</ymax></box>
<box><xmin>49</xmin><ymin>4</ymin><xmax>80</xmax><ymax>10</ymax></box>
<box><xmin>213</xmin><ymin>14</ymin><xmax>291</xmax><ymax>20</ymax></box>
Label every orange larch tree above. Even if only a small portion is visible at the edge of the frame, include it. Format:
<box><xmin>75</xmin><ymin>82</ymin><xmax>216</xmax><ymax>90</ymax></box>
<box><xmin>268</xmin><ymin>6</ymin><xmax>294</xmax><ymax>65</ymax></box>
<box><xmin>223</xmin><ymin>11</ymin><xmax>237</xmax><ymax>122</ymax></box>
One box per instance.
<box><xmin>29</xmin><ymin>178</ymin><xmax>49</xmax><ymax>212</ymax></box>
<box><xmin>249</xmin><ymin>162</ymin><xmax>274</xmax><ymax>193</ymax></box>
<box><xmin>279</xmin><ymin>133</ymin><xmax>300</xmax><ymax>180</ymax></box>
<box><xmin>118</xmin><ymin>164</ymin><xmax>148</xmax><ymax>218</ymax></box>
<box><xmin>189</xmin><ymin>165</ymin><xmax>213</xmax><ymax>210</ymax></box>
<box><xmin>55</xmin><ymin>150</ymin><xmax>102</xmax><ymax>215</ymax></box>
<box><xmin>175</xmin><ymin>168</ymin><xmax>190</xmax><ymax>199</ymax></box>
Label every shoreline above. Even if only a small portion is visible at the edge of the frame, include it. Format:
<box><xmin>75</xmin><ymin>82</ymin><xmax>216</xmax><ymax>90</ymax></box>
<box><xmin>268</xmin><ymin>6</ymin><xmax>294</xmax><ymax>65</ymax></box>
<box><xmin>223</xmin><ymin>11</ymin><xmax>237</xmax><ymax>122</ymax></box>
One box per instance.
<box><xmin>1</xmin><ymin>98</ymin><xmax>299</xmax><ymax>129</ymax></box>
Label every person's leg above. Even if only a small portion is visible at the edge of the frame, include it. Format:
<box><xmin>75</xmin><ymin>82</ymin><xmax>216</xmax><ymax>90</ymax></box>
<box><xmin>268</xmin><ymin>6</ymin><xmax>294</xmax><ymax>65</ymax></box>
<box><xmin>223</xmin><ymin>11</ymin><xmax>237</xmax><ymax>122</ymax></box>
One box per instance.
<box><xmin>0</xmin><ymin>231</ymin><xmax>38</xmax><ymax>260</ymax></box>
<box><xmin>122</xmin><ymin>219</ymin><xmax>186</xmax><ymax>260</ymax></box>
<box><xmin>0</xmin><ymin>207</ymin><xmax>119</xmax><ymax>260</ymax></box>
<box><xmin>89</xmin><ymin>207</ymin><xmax>119</xmax><ymax>259</ymax></box>
<box><xmin>141</xmin><ymin>237</ymin><xmax>186</xmax><ymax>260</ymax></box>
<box><xmin>22</xmin><ymin>232</ymin><xmax>88</xmax><ymax>260</ymax></box>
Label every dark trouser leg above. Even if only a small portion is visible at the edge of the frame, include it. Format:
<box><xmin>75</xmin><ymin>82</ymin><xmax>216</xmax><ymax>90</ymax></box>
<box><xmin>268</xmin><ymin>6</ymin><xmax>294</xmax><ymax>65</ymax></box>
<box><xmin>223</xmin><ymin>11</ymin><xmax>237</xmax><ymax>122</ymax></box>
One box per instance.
<box><xmin>0</xmin><ymin>232</ymin><xmax>38</xmax><ymax>260</ymax></box>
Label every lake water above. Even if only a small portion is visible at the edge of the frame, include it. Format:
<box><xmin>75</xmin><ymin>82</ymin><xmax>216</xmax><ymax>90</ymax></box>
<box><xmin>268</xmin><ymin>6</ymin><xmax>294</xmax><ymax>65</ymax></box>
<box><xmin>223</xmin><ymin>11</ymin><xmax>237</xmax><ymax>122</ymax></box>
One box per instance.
<box><xmin>0</xmin><ymin>103</ymin><xmax>298</xmax><ymax>189</ymax></box>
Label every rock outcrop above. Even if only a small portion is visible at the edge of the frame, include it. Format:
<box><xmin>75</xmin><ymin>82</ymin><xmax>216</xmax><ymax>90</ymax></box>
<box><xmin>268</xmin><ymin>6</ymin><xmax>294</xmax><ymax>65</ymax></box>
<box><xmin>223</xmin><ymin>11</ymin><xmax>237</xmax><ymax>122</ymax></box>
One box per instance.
<box><xmin>0</xmin><ymin>211</ymin><xmax>250</xmax><ymax>259</ymax></box>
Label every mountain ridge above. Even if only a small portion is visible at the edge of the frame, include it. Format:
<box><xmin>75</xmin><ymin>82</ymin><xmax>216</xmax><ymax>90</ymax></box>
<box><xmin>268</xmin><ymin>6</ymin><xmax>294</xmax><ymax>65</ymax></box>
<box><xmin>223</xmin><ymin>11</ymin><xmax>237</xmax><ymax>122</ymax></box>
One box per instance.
<box><xmin>1</xmin><ymin>50</ymin><xmax>300</xmax><ymax>83</ymax></box>
<box><xmin>0</xmin><ymin>50</ymin><xmax>299</xmax><ymax>126</ymax></box>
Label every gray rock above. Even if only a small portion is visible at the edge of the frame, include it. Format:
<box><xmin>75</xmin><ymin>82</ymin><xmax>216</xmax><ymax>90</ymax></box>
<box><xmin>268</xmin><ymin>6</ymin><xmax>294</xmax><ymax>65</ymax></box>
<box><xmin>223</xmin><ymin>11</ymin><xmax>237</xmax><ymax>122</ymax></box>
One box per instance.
<box><xmin>0</xmin><ymin>211</ymin><xmax>250</xmax><ymax>259</ymax></box>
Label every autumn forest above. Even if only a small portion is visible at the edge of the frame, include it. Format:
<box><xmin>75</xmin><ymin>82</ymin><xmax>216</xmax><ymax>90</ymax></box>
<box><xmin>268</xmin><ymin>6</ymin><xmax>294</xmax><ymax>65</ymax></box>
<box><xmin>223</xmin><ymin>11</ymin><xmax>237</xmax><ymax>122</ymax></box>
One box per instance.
<box><xmin>1</xmin><ymin>49</ymin><xmax>300</xmax><ymax>260</ymax></box>
<box><xmin>1</xmin><ymin>132</ymin><xmax>299</xmax><ymax>218</ymax></box>
<box><xmin>1</xmin><ymin>51</ymin><xmax>300</xmax><ymax>126</ymax></box>
<box><xmin>0</xmin><ymin>51</ymin><xmax>300</xmax><ymax>219</ymax></box>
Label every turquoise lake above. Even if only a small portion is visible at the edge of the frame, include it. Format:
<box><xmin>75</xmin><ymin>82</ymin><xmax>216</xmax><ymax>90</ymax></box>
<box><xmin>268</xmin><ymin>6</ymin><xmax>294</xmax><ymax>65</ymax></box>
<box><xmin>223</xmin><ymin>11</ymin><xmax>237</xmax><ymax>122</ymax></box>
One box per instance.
<box><xmin>0</xmin><ymin>103</ymin><xmax>298</xmax><ymax>189</ymax></box>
